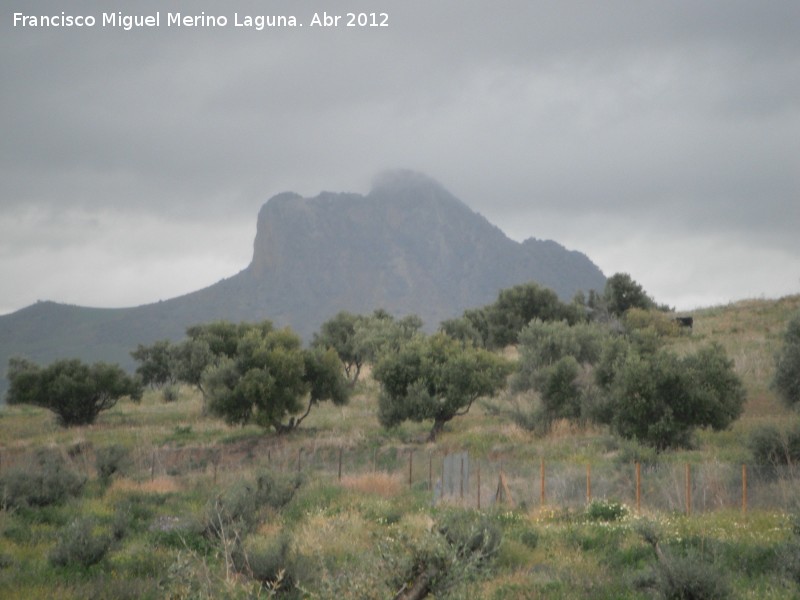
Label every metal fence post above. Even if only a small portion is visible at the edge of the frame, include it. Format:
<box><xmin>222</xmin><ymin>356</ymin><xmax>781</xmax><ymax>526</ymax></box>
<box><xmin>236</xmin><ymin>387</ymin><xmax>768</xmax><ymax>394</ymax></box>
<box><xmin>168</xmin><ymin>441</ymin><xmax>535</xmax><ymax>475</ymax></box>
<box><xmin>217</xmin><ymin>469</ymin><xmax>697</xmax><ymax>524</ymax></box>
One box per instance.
<box><xmin>685</xmin><ymin>463</ymin><xmax>692</xmax><ymax>516</ymax></box>
<box><xmin>540</xmin><ymin>458</ymin><xmax>546</xmax><ymax>506</ymax></box>
<box><xmin>742</xmin><ymin>463</ymin><xmax>747</xmax><ymax>516</ymax></box>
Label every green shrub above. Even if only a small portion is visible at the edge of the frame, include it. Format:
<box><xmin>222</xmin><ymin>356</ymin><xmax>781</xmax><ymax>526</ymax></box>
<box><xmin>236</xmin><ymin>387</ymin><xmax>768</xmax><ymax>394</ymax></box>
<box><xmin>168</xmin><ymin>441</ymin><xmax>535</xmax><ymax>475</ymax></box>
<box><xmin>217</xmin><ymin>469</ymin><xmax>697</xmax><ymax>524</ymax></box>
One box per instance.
<box><xmin>437</xmin><ymin>509</ymin><xmax>502</xmax><ymax>561</ymax></box>
<box><xmin>652</xmin><ymin>551</ymin><xmax>732</xmax><ymax>600</ymax></box>
<box><xmin>748</xmin><ymin>422</ymin><xmax>800</xmax><ymax>465</ymax></box>
<box><xmin>517</xmin><ymin>528</ymin><xmax>539</xmax><ymax>549</ymax></box>
<box><xmin>49</xmin><ymin>517</ymin><xmax>111</xmax><ymax>568</ymax></box>
<box><xmin>636</xmin><ymin>523</ymin><xmax>732</xmax><ymax>600</ymax></box>
<box><xmin>773</xmin><ymin>311</ymin><xmax>800</xmax><ymax>408</ymax></box>
<box><xmin>624</xmin><ymin>308</ymin><xmax>681</xmax><ymax>337</ymax></box>
<box><xmin>152</xmin><ymin>526</ymin><xmax>214</xmax><ymax>555</ymax></box>
<box><xmin>255</xmin><ymin>470</ymin><xmax>302</xmax><ymax>510</ymax></box>
<box><xmin>205</xmin><ymin>470</ymin><xmax>302</xmax><ymax>539</ymax></box>
<box><xmin>95</xmin><ymin>444</ymin><xmax>130</xmax><ymax>484</ymax></box>
<box><xmin>586</xmin><ymin>499</ymin><xmax>629</xmax><ymax>522</ymax></box>
<box><xmin>110</xmin><ymin>495</ymin><xmax>160</xmax><ymax>537</ymax></box>
<box><xmin>716</xmin><ymin>538</ymin><xmax>782</xmax><ymax>577</ymax></box>
<box><xmin>0</xmin><ymin>448</ymin><xmax>84</xmax><ymax>508</ymax></box>
<box><xmin>776</xmin><ymin>541</ymin><xmax>800</xmax><ymax>584</ymax></box>
<box><xmin>205</xmin><ymin>481</ymin><xmax>260</xmax><ymax>539</ymax></box>
<box><xmin>386</xmin><ymin>510</ymin><xmax>504</xmax><ymax>600</ymax></box>
<box><xmin>234</xmin><ymin>532</ymin><xmax>293</xmax><ymax>587</ymax></box>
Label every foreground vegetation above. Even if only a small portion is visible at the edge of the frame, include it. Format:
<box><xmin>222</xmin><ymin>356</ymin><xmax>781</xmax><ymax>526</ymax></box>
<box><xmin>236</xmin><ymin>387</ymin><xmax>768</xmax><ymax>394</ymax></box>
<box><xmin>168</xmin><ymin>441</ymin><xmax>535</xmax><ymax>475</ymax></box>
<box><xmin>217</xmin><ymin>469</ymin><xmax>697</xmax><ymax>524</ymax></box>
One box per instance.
<box><xmin>2</xmin><ymin>293</ymin><xmax>800</xmax><ymax>598</ymax></box>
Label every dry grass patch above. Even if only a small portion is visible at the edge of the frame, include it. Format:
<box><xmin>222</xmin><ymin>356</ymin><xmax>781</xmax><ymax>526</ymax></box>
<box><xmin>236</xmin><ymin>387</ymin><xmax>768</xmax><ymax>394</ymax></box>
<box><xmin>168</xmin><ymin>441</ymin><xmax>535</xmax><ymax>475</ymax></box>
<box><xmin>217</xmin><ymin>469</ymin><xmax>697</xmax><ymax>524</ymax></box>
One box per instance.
<box><xmin>255</xmin><ymin>521</ymin><xmax>284</xmax><ymax>537</ymax></box>
<box><xmin>497</xmin><ymin>422</ymin><xmax>533</xmax><ymax>444</ymax></box>
<box><xmin>339</xmin><ymin>471</ymin><xmax>403</xmax><ymax>498</ymax></box>
<box><xmin>293</xmin><ymin>511</ymin><xmax>375</xmax><ymax>558</ymax></box>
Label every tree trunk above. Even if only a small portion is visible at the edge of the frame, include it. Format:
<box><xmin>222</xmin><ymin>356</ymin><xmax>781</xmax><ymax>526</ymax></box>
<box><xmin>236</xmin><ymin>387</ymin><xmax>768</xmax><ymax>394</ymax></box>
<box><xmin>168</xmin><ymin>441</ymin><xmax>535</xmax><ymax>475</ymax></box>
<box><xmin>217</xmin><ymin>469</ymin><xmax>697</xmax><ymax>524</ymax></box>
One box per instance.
<box><xmin>349</xmin><ymin>362</ymin><xmax>362</xmax><ymax>387</ymax></box>
<box><xmin>274</xmin><ymin>397</ymin><xmax>315</xmax><ymax>434</ymax></box>
<box><xmin>427</xmin><ymin>419</ymin><xmax>446</xmax><ymax>443</ymax></box>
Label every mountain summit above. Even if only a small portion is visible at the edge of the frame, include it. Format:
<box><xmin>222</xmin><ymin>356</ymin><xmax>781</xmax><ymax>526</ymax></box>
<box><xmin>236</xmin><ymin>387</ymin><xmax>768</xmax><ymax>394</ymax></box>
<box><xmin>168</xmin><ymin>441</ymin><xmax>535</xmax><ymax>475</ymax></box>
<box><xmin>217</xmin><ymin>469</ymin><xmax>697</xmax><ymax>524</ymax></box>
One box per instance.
<box><xmin>0</xmin><ymin>171</ymin><xmax>605</xmax><ymax>392</ymax></box>
<box><xmin>245</xmin><ymin>170</ymin><xmax>604</xmax><ymax>329</ymax></box>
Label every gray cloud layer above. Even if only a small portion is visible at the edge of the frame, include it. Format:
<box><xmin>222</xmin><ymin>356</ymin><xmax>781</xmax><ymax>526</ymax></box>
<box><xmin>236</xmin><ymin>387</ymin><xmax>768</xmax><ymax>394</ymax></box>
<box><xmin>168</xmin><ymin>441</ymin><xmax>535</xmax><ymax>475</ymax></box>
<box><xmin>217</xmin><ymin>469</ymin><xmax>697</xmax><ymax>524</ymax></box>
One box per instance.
<box><xmin>2</xmin><ymin>0</ymin><xmax>799</xmax><ymax>314</ymax></box>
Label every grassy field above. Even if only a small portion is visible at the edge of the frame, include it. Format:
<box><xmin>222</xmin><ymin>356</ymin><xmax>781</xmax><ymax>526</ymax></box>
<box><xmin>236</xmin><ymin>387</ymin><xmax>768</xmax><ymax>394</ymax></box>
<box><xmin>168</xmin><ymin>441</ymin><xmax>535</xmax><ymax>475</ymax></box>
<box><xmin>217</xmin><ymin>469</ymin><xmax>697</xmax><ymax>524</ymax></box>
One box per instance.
<box><xmin>1</xmin><ymin>295</ymin><xmax>800</xmax><ymax>598</ymax></box>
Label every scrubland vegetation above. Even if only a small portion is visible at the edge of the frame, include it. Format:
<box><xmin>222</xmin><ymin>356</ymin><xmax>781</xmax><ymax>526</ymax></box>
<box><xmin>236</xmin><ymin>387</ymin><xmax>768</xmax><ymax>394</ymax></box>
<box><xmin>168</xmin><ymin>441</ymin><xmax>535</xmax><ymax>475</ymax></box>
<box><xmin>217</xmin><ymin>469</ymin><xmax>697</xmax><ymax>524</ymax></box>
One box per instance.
<box><xmin>2</xmin><ymin>281</ymin><xmax>800</xmax><ymax>598</ymax></box>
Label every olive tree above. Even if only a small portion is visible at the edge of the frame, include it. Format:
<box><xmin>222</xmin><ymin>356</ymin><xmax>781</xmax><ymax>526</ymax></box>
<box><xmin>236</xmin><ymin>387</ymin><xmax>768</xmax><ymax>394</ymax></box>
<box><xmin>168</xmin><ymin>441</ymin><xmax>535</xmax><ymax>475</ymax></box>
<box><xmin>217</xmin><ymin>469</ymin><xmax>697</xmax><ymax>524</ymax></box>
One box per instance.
<box><xmin>312</xmin><ymin>311</ymin><xmax>364</xmax><ymax>385</ymax></box>
<box><xmin>603</xmin><ymin>273</ymin><xmax>657</xmax><ymax>316</ymax></box>
<box><xmin>773</xmin><ymin>311</ymin><xmax>800</xmax><ymax>409</ymax></box>
<box><xmin>486</xmin><ymin>282</ymin><xmax>578</xmax><ymax>348</ymax></box>
<box><xmin>6</xmin><ymin>357</ymin><xmax>142</xmax><ymax>426</ymax></box>
<box><xmin>353</xmin><ymin>311</ymin><xmax>424</xmax><ymax>365</ymax></box>
<box><xmin>171</xmin><ymin>337</ymin><xmax>213</xmax><ymax>397</ymax></box>
<box><xmin>439</xmin><ymin>315</ymin><xmax>485</xmax><ymax>348</ymax></box>
<box><xmin>313</xmin><ymin>310</ymin><xmax>424</xmax><ymax>387</ymax></box>
<box><xmin>373</xmin><ymin>333</ymin><xmax>511</xmax><ymax>441</ymax></box>
<box><xmin>441</xmin><ymin>282</ymin><xmax>581</xmax><ymax>350</ymax></box>
<box><xmin>202</xmin><ymin>322</ymin><xmax>349</xmax><ymax>433</ymax></box>
<box><xmin>131</xmin><ymin>339</ymin><xmax>177</xmax><ymax>388</ymax></box>
<box><xmin>511</xmin><ymin>319</ymin><xmax>610</xmax><ymax>427</ymax></box>
<box><xmin>170</xmin><ymin>320</ymin><xmax>268</xmax><ymax>398</ymax></box>
<box><xmin>601</xmin><ymin>343</ymin><xmax>745</xmax><ymax>450</ymax></box>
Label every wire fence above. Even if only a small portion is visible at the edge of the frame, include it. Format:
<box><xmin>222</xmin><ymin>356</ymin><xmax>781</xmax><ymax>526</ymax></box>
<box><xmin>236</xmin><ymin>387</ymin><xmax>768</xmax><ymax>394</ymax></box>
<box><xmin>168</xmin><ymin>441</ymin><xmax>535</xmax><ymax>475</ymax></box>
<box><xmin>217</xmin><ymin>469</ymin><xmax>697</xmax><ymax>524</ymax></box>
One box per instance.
<box><xmin>3</xmin><ymin>441</ymin><xmax>800</xmax><ymax>515</ymax></box>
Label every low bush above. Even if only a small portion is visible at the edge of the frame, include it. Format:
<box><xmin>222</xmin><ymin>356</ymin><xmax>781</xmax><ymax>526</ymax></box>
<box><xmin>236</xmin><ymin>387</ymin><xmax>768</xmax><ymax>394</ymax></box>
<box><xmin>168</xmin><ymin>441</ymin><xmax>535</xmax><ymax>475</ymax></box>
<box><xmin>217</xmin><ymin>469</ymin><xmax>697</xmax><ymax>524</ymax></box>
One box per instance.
<box><xmin>0</xmin><ymin>448</ymin><xmax>84</xmax><ymax>508</ymax></box>
<box><xmin>234</xmin><ymin>532</ymin><xmax>293</xmax><ymax>588</ymax></box>
<box><xmin>390</xmin><ymin>510</ymin><xmax>504</xmax><ymax>599</ymax></box>
<box><xmin>110</xmin><ymin>494</ymin><xmax>159</xmax><ymax>536</ymax></box>
<box><xmin>623</xmin><ymin>308</ymin><xmax>681</xmax><ymax>337</ymax></box>
<box><xmin>586</xmin><ymin>499</ymin><xmax>629</xmax><ymax>522</ymax></box>
<box><xmin>437</xmin><ymin>509</ymin><xmax>502</xmax><ymax>561</ymax></box>
<box><xmin>255</xmin><ymin>470</ymin><xmax>303</xmax><ymax>510</ymax></box>
<box><xmin>652</xmin><ymin>550</ymin><xmax>732</xmax><ymax>600</ymax></box>
<box><xmin>49</xmin><ymin>517</ymin><xmax>112</xmax><ymax>568</ymax></box>
<box><xmin>748</xmin><ymin>422</ymin><xmax>800</xmax><ymax>466</ymax></box>
<box><xmin>517</xmin><ymin>528</ymin><xmax>540</xmax><ymax>549</ymax></box>
<box><xmin>205</xmin><ymin>470</ymin><xmax>302</xmax><ymax>539</ymax></box>
<box><xmin>205</xmin><ymin>481</ymin><xmax>260</xmax><ymax>539</ymax></box>
<box><xmin>163</xmin><ymin>550</ymin><xmax>262</xmax><ymax>599</ymax></box>
<box><xmin>636</xmin><ymin>520</ymin><xmax>732</xmax><ymax>600</ymax></box>
<box><xmin>95</xmin><ymin>444</ymin><xmax>130</xmax><ymax>484</ymax></box>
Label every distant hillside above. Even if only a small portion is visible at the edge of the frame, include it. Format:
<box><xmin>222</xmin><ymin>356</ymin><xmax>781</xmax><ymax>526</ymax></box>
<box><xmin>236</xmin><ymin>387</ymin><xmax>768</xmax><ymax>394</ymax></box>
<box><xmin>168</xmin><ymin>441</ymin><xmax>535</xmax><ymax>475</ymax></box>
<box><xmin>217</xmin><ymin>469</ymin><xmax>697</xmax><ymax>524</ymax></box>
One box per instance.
<box><xmin>0</xmin><ymin>171</ymin><xmax>606</xmax><ymax>398</ymax></box>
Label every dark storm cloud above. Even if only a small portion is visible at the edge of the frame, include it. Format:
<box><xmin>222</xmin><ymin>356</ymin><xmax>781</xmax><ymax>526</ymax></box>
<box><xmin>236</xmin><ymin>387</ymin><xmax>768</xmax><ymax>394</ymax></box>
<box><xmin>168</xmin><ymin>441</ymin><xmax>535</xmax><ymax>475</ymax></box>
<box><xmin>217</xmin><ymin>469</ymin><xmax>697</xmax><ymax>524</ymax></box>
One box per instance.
<box><xmin>1</xmin><ymin>0</ymin><xmax>799</xmax><ymax>312</ymax></box>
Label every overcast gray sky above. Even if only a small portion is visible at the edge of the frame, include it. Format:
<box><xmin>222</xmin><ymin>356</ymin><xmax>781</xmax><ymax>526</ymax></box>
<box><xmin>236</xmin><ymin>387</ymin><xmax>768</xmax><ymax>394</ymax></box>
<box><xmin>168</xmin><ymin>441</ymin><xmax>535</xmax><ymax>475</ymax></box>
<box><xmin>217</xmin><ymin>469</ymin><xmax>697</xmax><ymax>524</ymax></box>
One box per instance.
<box><xmin>2</xmin><ymin>0</ymin><xmax>799</xmax><ymax>316</ymax></box>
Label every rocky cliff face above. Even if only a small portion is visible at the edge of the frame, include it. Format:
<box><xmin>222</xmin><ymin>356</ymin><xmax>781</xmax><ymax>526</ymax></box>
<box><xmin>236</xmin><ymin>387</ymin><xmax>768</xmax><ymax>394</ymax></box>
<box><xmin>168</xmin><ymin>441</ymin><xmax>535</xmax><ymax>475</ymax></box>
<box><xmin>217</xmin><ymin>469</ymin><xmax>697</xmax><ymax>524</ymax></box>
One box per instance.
<box><xmin>242</xmin><ymin>170</ymin><xmax>605</xmax><ymax>333</ymax></box>
<box><xmin>0</xmin><ymin>171</ymin><xmax>606</xmax><ymax>395</ymax></box>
